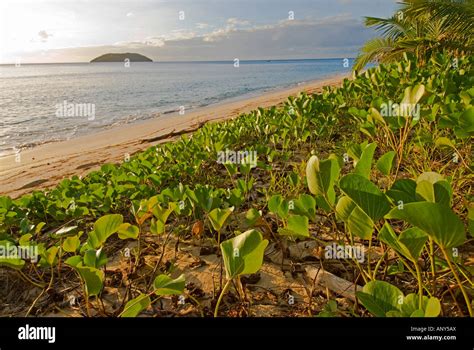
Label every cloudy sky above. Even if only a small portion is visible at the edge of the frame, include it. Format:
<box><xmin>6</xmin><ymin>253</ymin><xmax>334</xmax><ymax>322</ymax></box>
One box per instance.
<box><xmin>0</xmin><ymin>0</ymin><xmax>399</xmax><ymax>64</ymax></box>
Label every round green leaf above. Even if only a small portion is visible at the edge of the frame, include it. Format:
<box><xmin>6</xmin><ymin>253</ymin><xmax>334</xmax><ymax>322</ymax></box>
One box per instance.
<box><xmin>63</xmin><ymin>235</ymin><xmax>80</xmax><ymax>253</ymax></box>
<box><xmin>385</xmin><ymin>202</ymin><xmax>465</xmax><ymax>248</ymax></box>
<box><xmin>88</xmin><ymin>214</ymin><xmax>123</xmax><ymax>248</ymax></box>
<box><xmin>386</xmin><ymin>179</ymin><xmax>417</xmax><ymax>204</ymax></box>
<box><xmin>220</xmin><ymin>229</ymin><xmax>268</xmax><ymax>279</ymax></box>
<box><xmin>356</xmin><ymin>280</ymin><xmax>403</xmax><ymax>317</ymax></box>
<box><xmin>339</xmin><ymin>174</ymin><xmax>391</xmax><ymax>221</ymax></box>
<box><xmin>376</xmin><ymin>151</ymin><xmax>396</xmax><ymax>176</ymax></box>
<box><xmin>208</xmin><ymin>207</ymin><xmax>234</xmax><ymax>232</ymax></box>
<box><xmin>121</xmin><ymin>294</ymin><xmax>151</xmax><ymax>317</ymax></box>
<box><xmin>354</xmin><ymin>142</ymin><xmax>377</xmax><ymax>179</ymax></box>
<box><xmin>75</xmin><ymin>266</ymin><xmax>104</xmax><ymax>297</ymax></box>
<box><xmin>117</xmin><ymin>223</ymin><xmax>139</xmax><ymax>240</ymax></box>
<box><xmin>347</xmin><ymin>206</ymin><xmax>374</xmax><ymax>240</ymax></box>
<box><xmin>278</xmin><ymin>214</ymin><xmax>309</xmax><ymax>237</ymax></box>
<box><xmin>153</xmin><ymin>274</ymin><xmax>185</xmax><ymax>296</ymax></box>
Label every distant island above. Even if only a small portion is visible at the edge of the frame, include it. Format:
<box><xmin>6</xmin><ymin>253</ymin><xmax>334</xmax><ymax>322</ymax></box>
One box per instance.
<box><xmin>90</xmin><ymin>53</ymin><xmax>153</xmax><ymax>63</ymax></box>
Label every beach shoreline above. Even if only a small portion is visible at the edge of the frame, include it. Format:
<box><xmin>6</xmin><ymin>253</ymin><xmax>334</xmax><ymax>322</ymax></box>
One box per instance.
<box><xmin>0</xmin><ymin>72</ymin><xmax>350</xmax><ymax>198</ymax></box>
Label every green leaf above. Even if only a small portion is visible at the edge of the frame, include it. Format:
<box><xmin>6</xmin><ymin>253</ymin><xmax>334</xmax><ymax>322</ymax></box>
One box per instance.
<box><xmin>376</xmin><ymin>151</ymin><xmax>396</xmax><ymax>175</ymax></box>
<box><xmin>434</xmin><ymin>137</ymin><xmax>456</xmax><ymax>149</ymax></box>
<box><xmin>399</xmin><ymin>294</ymin><xmax>441</xmax><ymax>317</ymax></box>
<box><xmin>354</xmin><ymin>142</ymin><xmax>377</xmax><ymax>179</ymax></box>
<box><xmin>379</xmin><ymin>223</ymin><xmax>427</xmax><ymax>262</ymax></box>
<box><xmin>387</xmin><ymin>179</ymin><xmax>417</xmax><ymax>204</ymax></box>
<box><xmin>424</xmin><ymin>297</ymin><xmax>441</xmax><ymax>317</ymax></box>
<box><xmin>410</xmin><ymin>309</ymin><xmax>425</xmax><ymax>317</ymax></box>
<box><xmin>75</xmin><ymin>266</ymin><xmax>104</xmax><ymax>297</ymax></box>
<box><xmin>83</xmin><ymin>249</ymin><xmax>96</xmax><ymax>268</ymax></box>
<box><xmin>152</xmin><ymin>202</ymin><xmax>177</xmax><ymax>224</ymax></box>
<box><xmin>306</xmin><ymin>156</ymin><xmax>340</xmax><ymax>204</ymax></box>
<box><xmin>278</xmin><ymin>214</ymin><xmax>309</xmax><ymax>237</ymax></box>
<box><xmin>398</xmin><ymin>227</ymin><xmax>428</xmax><ymax>260</ymax></box>
<box><xmin>415</xmin><ymin>172</ymin><xmax>452</xmax><ymax>206</ymax></box>
<box><xmin>315</xmin><ymin>195</ymin><xmax>333</xmax><ymax>213</ymax></box>
<box><xmin>369</xmin><ymin>107</ymin><xmax>385</xmax><ymax>124</ymax></box>
<box><xmin>35</xmin><ymin>222</ymin><xmax>46</xmax><ymax>234</ymax></box>
<box><xmin>347</xmin><ymin>206</ymin><xmax>374</xmax><ymax>240</ymax></box>
<box><xmin>0</xmin><ymin>241</ymin><xmax>26</xmax><ymax>269</ymax></box>
<box><xmin>65</xmin><ymin>255</ymin><xmax>82</xmax><ymax>267</ymax></box>
<box><xmin>221</xmin><ymin>229</ymin><xmax>268</xmax><ymax>279</ymax></box>
<box><xmin>187</xmin><ymin>186</ymin><xmax>214</xmax><ymax>212</ymax></box>
<box><xmin>385</xmin><ymin>202</ymin><xmax>465</xmax><ymax>249</ymax></box>
<box><xmin>336</xmin><ymin>196</ymin><xmax>374</xmax><ymax>240</ymax></box>
<box><xmin>292</xmin><ymin>194</ymin><xmax>317</xmax><ymax>221</ymax></box>
<box><xmin>150</xmin><ymin>218</ymin><xmax>164</xmax><ymax>235</ymax></box>
<box><xmin>121</xmin><ymin>294</ymin><xmax>151</xmax><ymax>317</ymax></box>
<box><xmin>268</xmin><ymin>195</ymin><xmax>289</xmax><ymax>219</ymax></box>
<box><xmin>63</xmin><ymin>235</ymin><xmax>80</xmax><ymax>253</ymax></box>
<box><xmin>335</xmin><ymin>196</ymin><xmax>356</xmax><ymax>222</ymax></box>
<box><xmin>356</xmin><ymin>280</ymin><xmax>403</xmax><ymax>317</ymax></box>
<box><xmin>401</xmin><ymin>84</ymin><xmax>425</xmax><ymax>106</ymax></box>
<box><xmin>117</xmin><ymin>223</ymin><xmax>139</xmax><ymax>240</ymax></box>
<box><xmin>208</xmin><ymin>207</ymin><xmax>234</xmax><ymax>232</ymax></box>
<box><xmin>0</xmin><ymin>257</ymin><xmax>25</xmax><ymax>269</ymax></box>
<box><xmin>88</xmin><ymin>214</ymin><xmax>123</xmax><ymax>248</ymax></box>
<box><xmin>153</xmin><ymin>274</ymin><xmax>185</xmax><ymax>296</ymax></box>
<box><xmin>42</xmin><ymin>246</ymin><xmax>59</xmax><ymax>267</ymax></box>
<box><xmin>347</xmin><ymin>142</ymin><xmax>363</xmax><ymax>161</ymax></box>
<box><xmin>455</xmin><ymin>107</ymin><xmax>474</xmax><ymax>138</ymax></box>
<box><xmin>19</xmin><ymin>234</ymin><xmax>32</xmax><ymax>246</ymax></box>
<box><xmin>245</xmin><ymin>208</ymin><xmax>261</xmax><ymax>226</ymax></box>
<box><xmin>399</xmin><ymin>293</ymin><xmax>419</xmax><ymax>317</ymax></box>
<box><xmin>339</xmin><ymin>174</ymin><xmax>391</xmax><ymax>221</ymax></box>
<box><xmin>0</xmin><ymin>196</ymin><xmax>13</xmax><ymax>210</ymax></box>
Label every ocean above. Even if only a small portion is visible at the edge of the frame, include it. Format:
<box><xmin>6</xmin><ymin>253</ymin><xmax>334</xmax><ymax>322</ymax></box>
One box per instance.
<box><xmin>0</xmin><ymin>58</ymin><xmax>354</xmax><ymax>157</ymax></box>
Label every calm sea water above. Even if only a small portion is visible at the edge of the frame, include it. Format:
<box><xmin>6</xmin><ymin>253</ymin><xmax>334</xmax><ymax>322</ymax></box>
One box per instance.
<box><xmin>0</xmin><ymin>59</ymin><xmax>354</xmax><ymax>156</ymax></box>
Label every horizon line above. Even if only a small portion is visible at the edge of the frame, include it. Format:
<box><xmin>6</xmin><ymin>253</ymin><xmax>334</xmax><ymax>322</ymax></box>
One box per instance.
<box><xmin>0</xmin><ymin>57</ymin><xmax>356</xmax><ymax>66</ymax></box>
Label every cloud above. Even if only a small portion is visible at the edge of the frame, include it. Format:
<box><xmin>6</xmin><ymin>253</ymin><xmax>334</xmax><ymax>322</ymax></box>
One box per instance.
<box><xmin>114</xmin><ymin>30</ymin><xmax>197</xmax><ymax>48</ymax></box>
<box><xmin>226</xmin><ymin>18</ymin><xmax>250</xmax><ymax>26</ymax></box>
<box><xmin>114</xmin><ymin>37</ymin><xmax>164</xmax><ymax>47</ymax></box>
<box><xmin>196</xmin><ymin>22</ymin><xmax>209</xmax><ymax>29</ymax></box>
<box><xmin>203</xmin><ymin>14</ymin><xmax>354</xmax><ymax>43</ymax></box>
<box><xmin>19</xmin><ymin>14</ymin><xmax>374</xmax><ymax>63</ymax></box>
<box><xmin>203</xmin><ymin>17</ymin><xmax>252</xmax><ymax>42</ymax></box>
<box><xmin>165</xmin><ymin>30</ymin><xmax>197</xmax><ymax>41</ymax></box>
<box><xmin>126</xmin><ymin>12</ymin><xmax>134</xmax><ymax>17</ymax></box>
<box><xmin>38</xmin><ymin>30</ymin><xmax>52</xmax><ymax>42</ymax></box>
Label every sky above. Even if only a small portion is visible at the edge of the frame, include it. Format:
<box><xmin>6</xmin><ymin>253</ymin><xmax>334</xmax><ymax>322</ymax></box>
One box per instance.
<box><xmin>0</xmin><ymin>0</ymin><xmax>400</xmax><ymax>64</ymax></box>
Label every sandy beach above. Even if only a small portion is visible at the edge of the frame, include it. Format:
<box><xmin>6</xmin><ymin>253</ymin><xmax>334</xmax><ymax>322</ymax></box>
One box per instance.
<box><xmin>0</xmin><ymin>73</ymin><xmax>349</xmax><ymax>198</ymax></box>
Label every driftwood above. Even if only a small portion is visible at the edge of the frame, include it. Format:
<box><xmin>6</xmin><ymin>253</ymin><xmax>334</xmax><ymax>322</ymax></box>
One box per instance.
<box><xmin>264</xmin><ymin>241</ymin><xmax>363</xmax><ymax>302</ymax></box>
<box><xmin>305</xmin><ymin>266</ymin><xmax>362</xmax><ymax>302</ymax></box>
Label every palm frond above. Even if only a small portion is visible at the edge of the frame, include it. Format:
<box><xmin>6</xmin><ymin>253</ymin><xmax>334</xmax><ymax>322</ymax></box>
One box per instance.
<box><xmin>404</xmin><ymin>0</ymin><xmax>474</xmax><ymax>36</ymax></box>
<box><xmin>364</xmin><ymin>16</ymin><xmax>410</xmax><ymax>40</ymax></box>
<box><xmin>353</xmin><ymin>37</ymin><xmax>399</xmax><ymax>72</ymax></box>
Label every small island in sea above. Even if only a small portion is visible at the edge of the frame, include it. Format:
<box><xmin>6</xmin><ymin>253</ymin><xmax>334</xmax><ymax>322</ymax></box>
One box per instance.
<box><xmin>90</xmin><ymin>53</ymin><xmax>153</xmax><ymax>63</ymax></box>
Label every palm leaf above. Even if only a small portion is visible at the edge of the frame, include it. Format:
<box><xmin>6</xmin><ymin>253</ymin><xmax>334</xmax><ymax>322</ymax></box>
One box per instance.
<box><xmin>353</xmin><ymin>37</ymin><xmax>399</xmax><ymax>72</ymax></box>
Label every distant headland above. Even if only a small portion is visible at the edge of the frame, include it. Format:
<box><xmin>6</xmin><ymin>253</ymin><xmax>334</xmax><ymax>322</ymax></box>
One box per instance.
<box><xmin>90</xmin><ymin>53</ymin><xmax>153</xmax><ymax>63</ymax></box>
